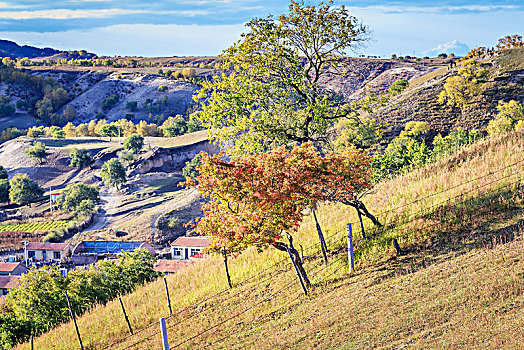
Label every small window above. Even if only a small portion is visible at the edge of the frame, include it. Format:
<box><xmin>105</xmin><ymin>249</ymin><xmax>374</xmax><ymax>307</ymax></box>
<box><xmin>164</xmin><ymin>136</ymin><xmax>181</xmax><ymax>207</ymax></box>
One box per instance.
<box><xmin>173</xmin><ymin>248</ymin><xmax>183</xmax><ymax>256</ymax></box>
<box><xmin>28</xmin><ymin>251</ymin><xmax>35</xmax><ymax>259</ymax></box>
<box><xmin>54</xmin><ymin>252</ymin><xmax>61</xmax><ymax>260</ymax></box>
<box><xmin>190</xmin><ymin>248</ymin><xmax>201</xmax><ymax>257</ymax></box>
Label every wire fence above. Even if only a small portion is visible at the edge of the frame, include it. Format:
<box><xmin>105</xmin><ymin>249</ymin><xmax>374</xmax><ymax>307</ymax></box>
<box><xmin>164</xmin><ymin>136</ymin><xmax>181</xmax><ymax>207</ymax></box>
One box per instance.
<box><xmin>93</xmin><ymin>160</ymin><xmax>523</xmax><ymax>349</ymax></box>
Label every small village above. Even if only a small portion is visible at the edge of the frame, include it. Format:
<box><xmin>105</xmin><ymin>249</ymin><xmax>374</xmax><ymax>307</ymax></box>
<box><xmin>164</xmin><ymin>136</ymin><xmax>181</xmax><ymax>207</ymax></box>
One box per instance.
<box><xmin>0</xmin><ymin>236</ymin><xmax>211</xmax><ymax>296</ymax></box>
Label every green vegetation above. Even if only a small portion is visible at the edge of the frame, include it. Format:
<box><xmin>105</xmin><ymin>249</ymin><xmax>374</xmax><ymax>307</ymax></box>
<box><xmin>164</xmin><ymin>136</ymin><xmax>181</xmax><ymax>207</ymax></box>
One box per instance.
<box><xmin>59</xmin><ymin>183</ymin><xmax>99</xmax><ymax>214</ymax></box>
<box><xmin>125</xmin><ymin>101</ymin><xmax>137</xmax><ymax>111</ymax></box>
<box><xmin>438</xmin><ymin>59</ymin><xmax>489</xmax><ymax>108</ymax></box>
<box><xmin>0</xmin><ymin>179</ymin><xmax>9</xmax><ymax>203</ymax></box>
<box><xmin>0</xmin><ymin>96</ymin><xmax>15</xmax><ymax>117</ymax></box>
<box><xmin>68</xmin><ymin>148</ymin><xmax>93</xmax><ymax>168</ymax></box>
<box><xmin>388</xmin><ymin>78</ymin><xmax>409</xmax><ymax>95</ymax></box>
<box><xmin>182</xmin><ymin>153</ymin><xmax>202</xmax><ymax>181</ymax></box>
<box><xmin>25</xmin><ymin>129</ymin><xmax>524</xmax><ymax>349</ymax></box>
<box><xmin>101</xmin><ymin>94</ymin><xmax>119</xmax><ymax>111</ymax></box>
<box><xmin>100</xmin><ymin>158</ymin><xmax>126</xmax><ymax>188</ymax></box>
<box><xmin>24</xmin><ymin>141</ymin><xmax>46</xmax><ymax>164</ymax></box>
<box><xmin>487</xmin><ymin>100</ymin><xmax>524</xmax><ymax>136</ymax></box>
<box><xmin>195</xmin><ymin>1</ymin><xmax>369</xmax><ymax>157</ymax></box>
<box><xmin>372</xmin><ymin>122</ymin><xmax>482</xmax><ymax>180</ymax></box>
<box><xmin>8</xmin><ymin>173</ymin><xmax>44</xmax><ymax>206</ymax></box>
<box><xmin>123</xmin><ymin>133</ymin><xmax>144</xmax><ymax>154</ymax></box>
<box><xmin>2</xmin><ymin>249</ymin><xmax>159</xmax><ymax>348</ymax></box>
<box><xmin>0</xmin><ymin>165</ymin><xmax>7</xmax><ymax>179</ymax></box>
<box><xmin>160</xmin><ymin>115</ymin><xmax>189</xmax><ymax>137</ymax></box>
<box><xmin>0</xmin><ymin>220</ymin><xmax>69</xmax><ymax>233</ymax></box>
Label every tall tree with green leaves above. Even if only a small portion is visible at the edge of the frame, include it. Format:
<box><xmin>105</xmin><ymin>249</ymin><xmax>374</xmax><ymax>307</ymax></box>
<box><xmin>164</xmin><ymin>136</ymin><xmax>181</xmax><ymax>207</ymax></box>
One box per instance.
<box><xmin>0</xmin><ymin>165</ymin><xmax>7</xmax><ymax>179</ymax></box>
<box><xmin>24</xmin><ymin>142</ymin><xmax>46</xmax><ymax>164</ymax></box>
<box><xmin>123</xmin><ymin>134</ymin><xmax>144</xmax><ymax>154</ymax></box>
<box><xmin>59</xmin><ymin>183</ymin><xmax>99</xmax><ymax>213</ymax></box>
<box><xmin>194</xmin><ymin>0</ymin><xmax>369</xmax><ymax>157</ymax></box>
<box><xmin>9</xmin><ymin>173</ymin><xmax>44</xmax><ymax>206</ymax></box>
<box><xmin>100</xmin><ymin>158</ymin><xmax>126</xmax><ymax>188</ymax></box>
<box><xmin>0</xmin><ymin>178</ymin><xmax>9</xmax><ymax>203</ymax></box>
<box><xmin>69</xmin><ymin>148</ymin><xmax>94</xmax><ymax>168</ymax></box>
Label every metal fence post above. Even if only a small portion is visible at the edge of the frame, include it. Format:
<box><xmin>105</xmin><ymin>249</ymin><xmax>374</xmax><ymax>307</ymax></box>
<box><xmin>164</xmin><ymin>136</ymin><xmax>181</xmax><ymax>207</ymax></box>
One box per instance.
<box><xmin>346</xmin><ymin>223</ymin><xmax>354</xmax><ymax>273</ymax></box>
<box><xmin>160</xmin><ymin>317</ymin><xmax>169</xmax><ymax>350</ymax></box>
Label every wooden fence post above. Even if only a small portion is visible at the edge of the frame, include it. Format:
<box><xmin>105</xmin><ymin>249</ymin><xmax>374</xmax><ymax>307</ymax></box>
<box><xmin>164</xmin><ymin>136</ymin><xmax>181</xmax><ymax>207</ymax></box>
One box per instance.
<box><xmin>118</xmin><ymin>296</ymin><xmax>133</xmax><ymax>335</ymax></box>
<box><xmin>160</xmin><ymin>317</ymin><xmax>169</xmax><ymax>350</ymax></box>
<box><xmin>346</xmin><ymin>223</ymin><xmax>354</xmax><ymax>273</ymax></box>
<box><xmin>163</xmin><ymin>277</ymin><xmax>173</xmax><ymax>316</ymax></box>
<box><xmin>64</xmin><ymin>290</ymin><xmax>84</xmax><ymax>350</ymax></box>
<box><xmin>286</xmin><ymin>245</ymin><xmax>308</xmax><ymax>296</ymax></box>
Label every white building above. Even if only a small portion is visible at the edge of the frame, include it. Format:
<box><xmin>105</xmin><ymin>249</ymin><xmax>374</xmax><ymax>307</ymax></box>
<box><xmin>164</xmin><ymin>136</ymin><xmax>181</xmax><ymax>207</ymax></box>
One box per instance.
<box><xmin>24</xmin><ymin>242</ymin><xmax>71</xmax><ymax>262</ymax></box>
<box><xmin>170</xmin><ymin>236</ymin><xmax>210</xmax><ymax>260</ymax></box>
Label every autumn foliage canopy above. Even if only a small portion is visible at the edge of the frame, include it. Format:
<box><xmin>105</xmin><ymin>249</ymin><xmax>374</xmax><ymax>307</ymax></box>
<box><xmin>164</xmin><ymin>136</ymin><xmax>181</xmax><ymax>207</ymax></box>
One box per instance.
<box><xmin>183</xmin><ymin>143</ymin><xmax>373</xmax><ymax>257</ymax></box>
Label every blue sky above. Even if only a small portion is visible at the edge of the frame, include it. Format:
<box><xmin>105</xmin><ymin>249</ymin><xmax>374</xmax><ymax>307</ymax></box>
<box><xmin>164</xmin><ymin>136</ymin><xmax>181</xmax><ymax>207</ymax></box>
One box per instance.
<box><xmin>0</xmin><ymin>1</ymin><xmax>522</xmax><ymax>57</ymax></box>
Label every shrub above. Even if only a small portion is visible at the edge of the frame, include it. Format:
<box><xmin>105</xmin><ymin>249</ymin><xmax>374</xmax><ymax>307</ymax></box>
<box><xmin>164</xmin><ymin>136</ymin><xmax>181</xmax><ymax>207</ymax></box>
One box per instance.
<box><xmin>101</xmin><ymin>94</ymin><xmax>119</xmax><ymax>110</ymax></box>
<box><xmin>24</xmin><ymin>142</ymin><xmax>46</xmax><ymax>163</ymax></box>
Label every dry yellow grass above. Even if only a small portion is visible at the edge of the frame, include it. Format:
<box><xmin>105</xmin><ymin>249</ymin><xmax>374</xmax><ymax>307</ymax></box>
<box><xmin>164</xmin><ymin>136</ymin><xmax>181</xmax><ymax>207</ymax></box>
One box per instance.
<box><xmin>19</xmin><ymin>130</ymin><xmax>524</xmax><ymax>349</ymax></box>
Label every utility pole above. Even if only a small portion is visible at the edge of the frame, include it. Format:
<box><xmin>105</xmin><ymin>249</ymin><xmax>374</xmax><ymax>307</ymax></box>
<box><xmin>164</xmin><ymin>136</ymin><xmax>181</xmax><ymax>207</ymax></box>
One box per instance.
<box><xmin>49</xmin><ymin>186</ymin><xmax>52</xmax><ymax>212</ymax></box>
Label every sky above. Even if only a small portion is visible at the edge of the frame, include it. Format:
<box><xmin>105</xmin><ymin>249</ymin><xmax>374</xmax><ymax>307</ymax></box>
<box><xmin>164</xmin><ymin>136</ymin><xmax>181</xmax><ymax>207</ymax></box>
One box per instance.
<box><xmin>0</xmin><ymin>1</ymin><xmax>522</xmax><ymax>58</ymax></box>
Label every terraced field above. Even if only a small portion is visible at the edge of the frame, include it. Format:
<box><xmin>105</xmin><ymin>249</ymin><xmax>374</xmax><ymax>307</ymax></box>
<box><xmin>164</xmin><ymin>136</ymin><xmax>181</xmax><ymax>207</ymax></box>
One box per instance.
<box><xmin>0</xmin><ymin>220</ymin><xmax>70</xmax><ymax>233</ymax></box>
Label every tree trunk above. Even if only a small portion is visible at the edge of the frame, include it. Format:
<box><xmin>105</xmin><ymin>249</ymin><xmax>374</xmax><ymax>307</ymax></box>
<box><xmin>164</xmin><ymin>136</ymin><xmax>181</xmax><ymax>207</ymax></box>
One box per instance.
<box><xmin>312</xmin><ymin>209</ymin><xmax>329</xmax><ymax>265</ymax></box>
<box><xmin>223</xmin><ymin>252</ymin><xmax>232</xmax><ymax>289</ymax></box>
<box><xmin>356</xmin><ymin>205</ymin><xmax>366</xmax><ymax>239</ymax></box>
<box><xmin>351</xmin><ymin>200</ymin><xmax>382</xmax><ymax>227</ymax></box>
<box><xmin>273</xmin><ymin>236</ymin><xmax>311</xmax><ymax>289</ymax></box>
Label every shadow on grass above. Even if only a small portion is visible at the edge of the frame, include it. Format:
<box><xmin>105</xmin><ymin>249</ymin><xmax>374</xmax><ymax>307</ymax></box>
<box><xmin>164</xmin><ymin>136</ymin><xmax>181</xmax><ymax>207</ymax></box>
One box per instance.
<box><xmin>317</xmin><ymin>182</ymin><xmax>523</xmax><ymax>288</ymax></box>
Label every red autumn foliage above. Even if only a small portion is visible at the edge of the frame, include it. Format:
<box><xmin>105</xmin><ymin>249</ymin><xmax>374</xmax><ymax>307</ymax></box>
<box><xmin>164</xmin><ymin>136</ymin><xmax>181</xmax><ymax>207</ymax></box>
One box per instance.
<box><xmin>182</xmin><ymin>142</ymin><xmax>373</xmax><ymax>258</ymax></box>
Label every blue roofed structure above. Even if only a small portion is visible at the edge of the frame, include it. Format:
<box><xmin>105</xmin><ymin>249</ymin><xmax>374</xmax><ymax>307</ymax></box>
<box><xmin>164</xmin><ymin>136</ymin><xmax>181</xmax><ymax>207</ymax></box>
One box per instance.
<box><xmin>72</xmin><ymin>241</ymin><xmax>155</xmax><ymax>256</ymax></box>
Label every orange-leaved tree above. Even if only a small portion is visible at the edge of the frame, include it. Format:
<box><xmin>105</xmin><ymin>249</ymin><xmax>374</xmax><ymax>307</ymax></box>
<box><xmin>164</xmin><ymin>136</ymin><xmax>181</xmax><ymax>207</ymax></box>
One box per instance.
<box><xmin>183</xmin><ymin>143</ymin><xmax>375</xmax><ymax>289</ymax></box>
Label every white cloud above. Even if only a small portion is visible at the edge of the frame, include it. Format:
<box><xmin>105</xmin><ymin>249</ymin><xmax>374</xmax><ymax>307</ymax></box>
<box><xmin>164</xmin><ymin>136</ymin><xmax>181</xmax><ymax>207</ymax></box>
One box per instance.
<box><xmin>423</xmin><ymin>40</ymin><xmax>470</xmax><ymax>56</ymax></box>
<box><xmin>0</xmin><ymin>8</ymin><xmax>144</xmax><ymax>20</ymax></box>
<box><xmin>350</xmin><ymin>4</ymin><xmax>522</xmax><ymax>15</ymax></box>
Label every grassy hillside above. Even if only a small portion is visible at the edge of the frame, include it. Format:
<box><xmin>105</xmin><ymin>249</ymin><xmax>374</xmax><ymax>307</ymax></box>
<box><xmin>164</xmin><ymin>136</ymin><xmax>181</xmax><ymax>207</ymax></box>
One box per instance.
<box><xmin>20</xmin><ymin>129</ymin><xmax>524</xmax><ymax>349</ymax></box>
<box><xmin>377</xmin><ymin>48</ymin><xmax>524</xmax><ymax>140</ymax></box>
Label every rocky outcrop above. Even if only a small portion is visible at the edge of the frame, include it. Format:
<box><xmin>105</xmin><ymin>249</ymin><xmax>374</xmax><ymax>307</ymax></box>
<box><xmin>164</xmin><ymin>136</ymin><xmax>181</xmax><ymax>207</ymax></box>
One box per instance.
<box><xmin>127</xmin><ymin>139</ymin><xmax>220</xmax><ymax>177</ymax></box>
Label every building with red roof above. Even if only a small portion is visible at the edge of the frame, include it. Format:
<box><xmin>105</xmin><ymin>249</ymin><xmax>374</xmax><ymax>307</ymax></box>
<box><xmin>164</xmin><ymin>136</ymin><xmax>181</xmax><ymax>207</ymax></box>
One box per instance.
<box><xmin>0</xmin><ymin>275</ymin><xmax>20</xmax><ymax>295</ymax></box>
<box><xmin>170</xmin><ymin>236</ymin><xmax>210</xmax><ymax>260</ymax></box>
<box><xmin>0</xmin><ymin>262</ymin><xmax>28</xmax><ymax>276</ymax></box>
<box><xmin>24</xmin><ymin>242</ymin><xmax>71</xmax><ymax>262</ymax></box>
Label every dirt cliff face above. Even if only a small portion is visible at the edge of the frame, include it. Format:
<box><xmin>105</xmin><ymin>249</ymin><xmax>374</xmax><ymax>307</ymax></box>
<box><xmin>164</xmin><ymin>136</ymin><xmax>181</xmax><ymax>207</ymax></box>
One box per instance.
<box><xmin>127</xmin><ymin>139</ymin><xmax>220</xmax><ymax>177</ymax></box>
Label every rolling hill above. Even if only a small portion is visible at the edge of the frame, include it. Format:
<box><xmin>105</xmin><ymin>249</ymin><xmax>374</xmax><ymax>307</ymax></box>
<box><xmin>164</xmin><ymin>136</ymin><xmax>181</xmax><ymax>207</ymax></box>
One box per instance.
<box><xmin>21</xmin><ymin>128</ymin><xmax>524</xmax><ymax>349</ymax></box>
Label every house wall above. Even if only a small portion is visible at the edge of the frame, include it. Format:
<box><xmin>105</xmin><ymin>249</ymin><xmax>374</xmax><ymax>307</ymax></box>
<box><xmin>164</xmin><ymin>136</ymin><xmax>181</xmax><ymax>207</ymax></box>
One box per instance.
<box><xmin>27</xmin><ymin>250</ymin><xmax>63</xmax><ymax>262</ymax></box>
<box><xmin>171</xmin><ymin>246</ymin><xmax>204</xmax><ymax>260</ymax></box>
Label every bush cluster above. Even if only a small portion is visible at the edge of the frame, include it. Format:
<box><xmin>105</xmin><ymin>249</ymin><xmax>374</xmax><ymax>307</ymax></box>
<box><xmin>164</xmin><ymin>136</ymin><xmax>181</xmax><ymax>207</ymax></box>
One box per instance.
<box><xmin>0</xmin><ymin>249</ymin><xmax>160</xmax><ymax>349</ymax></box>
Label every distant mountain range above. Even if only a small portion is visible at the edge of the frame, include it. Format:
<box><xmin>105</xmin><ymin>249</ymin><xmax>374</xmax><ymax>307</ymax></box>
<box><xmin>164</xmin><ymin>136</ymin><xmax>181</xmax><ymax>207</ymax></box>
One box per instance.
<box><xmin>0</xmin><ymin>39</ymin><xmax>97</xmax><ymax>59</ymax></box>
<box><xmin>0</xmin><ymin>39</ymin><xmax>62</xmax><ymax>58</ymax></box>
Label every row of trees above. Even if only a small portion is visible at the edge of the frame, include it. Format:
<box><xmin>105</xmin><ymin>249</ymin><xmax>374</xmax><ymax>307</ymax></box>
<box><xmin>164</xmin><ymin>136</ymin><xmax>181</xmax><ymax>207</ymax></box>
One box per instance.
<box><xmin>0</xmin><ymin>249</ymin><xmax>160</xmax><ymax>349</ymax></box>
<box><xmin>26</xmin><ymin>116</ymin><xmax>203</xmax><ymax>140</ymax></box>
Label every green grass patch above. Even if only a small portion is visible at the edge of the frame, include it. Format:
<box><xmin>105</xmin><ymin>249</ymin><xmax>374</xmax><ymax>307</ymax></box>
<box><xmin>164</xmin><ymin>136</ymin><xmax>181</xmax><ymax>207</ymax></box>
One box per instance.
<box><xmin>494</xmin><ymin>47</ymin><xmax>524</xmax><ymax>73</ymax></box>
<box><xmin>0</xmin><ymin>220</ymin><xmax>70</xmax><ymax>233</ymax></box>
